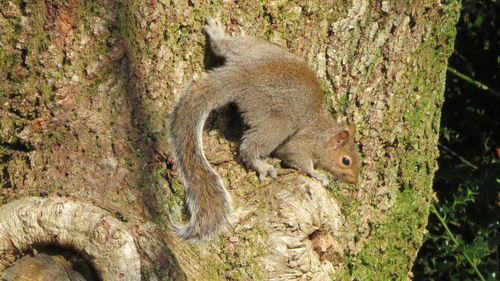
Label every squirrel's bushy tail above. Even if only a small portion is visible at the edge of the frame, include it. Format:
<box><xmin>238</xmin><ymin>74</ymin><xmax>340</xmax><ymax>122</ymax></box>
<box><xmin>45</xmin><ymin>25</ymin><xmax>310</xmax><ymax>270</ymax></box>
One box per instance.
<box><xmin>168</xmin><ymin>74</ymin><xmax>232</xmax><ymax>240</ymax></box>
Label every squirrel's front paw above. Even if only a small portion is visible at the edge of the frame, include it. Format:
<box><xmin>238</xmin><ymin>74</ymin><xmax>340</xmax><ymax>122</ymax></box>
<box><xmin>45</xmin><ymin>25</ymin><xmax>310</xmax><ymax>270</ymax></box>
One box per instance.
<box><xmin>310</xmin><ymin>171</ymin><xmax>330</xmax><ymax>187</ymax></box>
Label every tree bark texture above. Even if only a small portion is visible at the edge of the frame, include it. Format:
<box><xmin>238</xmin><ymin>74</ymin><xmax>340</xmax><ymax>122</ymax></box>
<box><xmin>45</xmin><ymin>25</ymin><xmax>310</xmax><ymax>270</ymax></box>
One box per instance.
<box><xmin>0</xmin><ymin>0</ymin><xmax>459</xmax><ymax>280</ymax></box>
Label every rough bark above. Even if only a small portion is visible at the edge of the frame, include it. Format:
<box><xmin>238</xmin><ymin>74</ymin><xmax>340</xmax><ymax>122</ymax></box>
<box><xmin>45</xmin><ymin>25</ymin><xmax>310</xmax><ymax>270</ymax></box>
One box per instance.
<box><xmin>0</xmin><ymin>197</ymin><xmax>141</xmax><ymax>280</ymax></box>
<box><xmin>0</xmin><ymin>0</ymin><xmax>459</xmax><ymax>280</ymax></box>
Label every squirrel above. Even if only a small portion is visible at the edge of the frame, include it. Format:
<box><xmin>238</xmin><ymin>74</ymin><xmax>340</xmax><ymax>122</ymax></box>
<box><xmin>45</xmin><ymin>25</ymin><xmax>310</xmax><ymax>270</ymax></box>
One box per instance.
<box><xmin>168</xmin><ymin>18</ymin><xmax>360</xmax><ymax>241</ymax></box>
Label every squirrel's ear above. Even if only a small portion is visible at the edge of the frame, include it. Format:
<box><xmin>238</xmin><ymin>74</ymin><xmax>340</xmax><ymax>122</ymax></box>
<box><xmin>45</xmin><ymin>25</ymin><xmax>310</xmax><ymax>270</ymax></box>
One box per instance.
<box><xmin>346</xmin><ymin>124</ymin><xmax>356</xmax><ymax>135</ymax></box>
<box><xmin>326</xmin><ymin>125</ymin><xmax>355</xmax><ymax>149</ymax></box>
<box><xmin>326</xmin><ymin>131</ymin><xmax>347</xmax><ymax>149</ymax></box>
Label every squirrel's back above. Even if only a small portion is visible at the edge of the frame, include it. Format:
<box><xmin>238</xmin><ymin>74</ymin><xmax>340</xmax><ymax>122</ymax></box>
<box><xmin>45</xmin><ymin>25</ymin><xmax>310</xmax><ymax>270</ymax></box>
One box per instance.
<box><xmin>208</xmin><ymin>57</ymin><xmax>326</xmax><ymax>130</ymax></box>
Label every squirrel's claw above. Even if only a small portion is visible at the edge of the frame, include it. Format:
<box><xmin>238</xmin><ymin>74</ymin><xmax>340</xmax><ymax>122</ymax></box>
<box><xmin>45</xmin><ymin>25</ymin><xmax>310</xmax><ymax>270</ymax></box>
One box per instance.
<box><xmin>255</xmin><ymin>162</ymin><xmax>277</xmax><ymax>181</ymax></box>
<box><xmin>309</xmin><ymin>171</ymin><xmax>330</xmax><ymax>187</ymax></box>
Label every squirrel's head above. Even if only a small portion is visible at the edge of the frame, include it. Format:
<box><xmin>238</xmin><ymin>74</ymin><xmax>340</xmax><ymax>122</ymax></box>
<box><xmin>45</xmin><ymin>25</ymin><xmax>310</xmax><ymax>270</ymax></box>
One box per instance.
<box><xmin>321</xmin><ymin>124</ymin><xmax>360</xmax><ymax>184</ymax></box>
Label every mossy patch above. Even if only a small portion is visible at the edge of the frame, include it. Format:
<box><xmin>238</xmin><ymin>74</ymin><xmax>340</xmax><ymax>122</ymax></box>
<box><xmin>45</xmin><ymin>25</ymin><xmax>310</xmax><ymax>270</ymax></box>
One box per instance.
<box><xmin>343</xmin><ymin>1</ymin><xmax>460</xmax><ymax>279</ymax></box>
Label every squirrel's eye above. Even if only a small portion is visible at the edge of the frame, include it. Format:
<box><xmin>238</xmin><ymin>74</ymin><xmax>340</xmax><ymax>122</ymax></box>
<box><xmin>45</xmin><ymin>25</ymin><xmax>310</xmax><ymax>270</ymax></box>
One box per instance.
<box><xmin>341</xmin><ymin>157</ymin><xmax>351</xmax><ymax>166</ymax></box>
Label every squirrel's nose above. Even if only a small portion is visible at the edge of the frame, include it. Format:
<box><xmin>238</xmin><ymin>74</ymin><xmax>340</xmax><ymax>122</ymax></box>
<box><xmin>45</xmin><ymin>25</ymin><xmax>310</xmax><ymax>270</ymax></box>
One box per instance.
<box><xmin>343</xmin><ymin>175</ymin><xmax>358</xmax><ymax>184</ymax></box>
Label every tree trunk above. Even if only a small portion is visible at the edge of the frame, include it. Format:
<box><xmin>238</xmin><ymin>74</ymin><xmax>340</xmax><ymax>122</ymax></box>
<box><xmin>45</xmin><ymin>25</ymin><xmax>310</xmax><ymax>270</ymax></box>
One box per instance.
<box><xmin>0</xmin><ymin>0</ymin><xmax>460</xmax><ymax>280</ymax></box>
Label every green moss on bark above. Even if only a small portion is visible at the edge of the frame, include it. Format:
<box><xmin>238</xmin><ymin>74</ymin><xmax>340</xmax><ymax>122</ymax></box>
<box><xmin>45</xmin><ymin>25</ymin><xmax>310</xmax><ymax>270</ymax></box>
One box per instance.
<box><xmin>344</xmin><ymin>1</ymin><xmax>461</xmax><ymax>279</ymax></box>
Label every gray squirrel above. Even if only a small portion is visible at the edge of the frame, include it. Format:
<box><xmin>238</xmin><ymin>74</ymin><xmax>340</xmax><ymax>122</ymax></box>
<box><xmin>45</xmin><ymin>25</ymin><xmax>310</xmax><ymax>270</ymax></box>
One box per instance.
<box><xmin>168</xmin><ymin>19</ymin><xmax>360</xmax><ymax>241</ymax></box>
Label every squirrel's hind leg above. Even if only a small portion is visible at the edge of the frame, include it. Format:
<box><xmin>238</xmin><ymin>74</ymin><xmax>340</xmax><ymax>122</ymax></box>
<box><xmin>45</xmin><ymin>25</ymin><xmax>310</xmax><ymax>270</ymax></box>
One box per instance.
<box><xmin>203</xmin><ymin>18</ymin><xmax>269</xmax><ymax>61</ymax></box>
<box><xmin>239</xmin><ymin>121</ymin><xmax>292</xmax><ymax>181</ymax></box>
<box><xmin>203</xmin><ymin>18</ymin><xmax>226</xmax><ymax>41</ymax></box>
<box><xmin>203</xmin><ymin>18</ymin><xmax>229</xmax><ymax>58</ymax></box>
